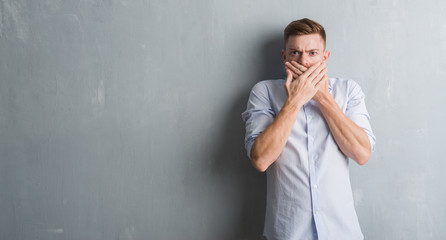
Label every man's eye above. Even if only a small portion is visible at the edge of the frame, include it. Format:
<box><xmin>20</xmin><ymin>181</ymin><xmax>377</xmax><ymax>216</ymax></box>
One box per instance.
<box><xmin>291</xmin><ymin>51</ymin><xmax>299</xmax><ymax>55</ymax></box>
<box><xmin>310</xmin><ymin>52</ymin><xmax>318</xmax><ymax>56</ymax></box>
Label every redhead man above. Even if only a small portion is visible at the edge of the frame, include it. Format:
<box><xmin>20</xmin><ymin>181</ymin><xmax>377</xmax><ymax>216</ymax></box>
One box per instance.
<box><xmin>242</xmin><ymin>18</ymin><xmax>375</xmax><ymax>240</ymax></box>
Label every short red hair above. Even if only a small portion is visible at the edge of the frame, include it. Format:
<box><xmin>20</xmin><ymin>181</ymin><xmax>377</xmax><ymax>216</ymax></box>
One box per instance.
<box><xmin>284</xmin><ymin>18</ymin><xmax>326</xmax><ymax>47</ymax></box>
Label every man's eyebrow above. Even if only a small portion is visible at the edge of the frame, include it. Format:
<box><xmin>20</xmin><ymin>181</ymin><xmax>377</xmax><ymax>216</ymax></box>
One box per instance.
<box><xmin>288</xmin><ymin>48</ymin><xmax>320</xmax><ymax>52</ymax></box>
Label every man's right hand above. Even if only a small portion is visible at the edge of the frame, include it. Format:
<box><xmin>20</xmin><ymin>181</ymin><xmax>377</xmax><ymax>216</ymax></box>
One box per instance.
<box><xmin>284</xmin><ymin>61</ymin><xmax>327</xmax><ymax>109</ymax></box>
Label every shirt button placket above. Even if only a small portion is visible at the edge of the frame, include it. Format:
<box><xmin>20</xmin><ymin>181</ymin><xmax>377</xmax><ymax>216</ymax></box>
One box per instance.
<box><xmin>305</xmin><ymin>107</ymin><xmax>322</xmax><ymax>235</ymax></box>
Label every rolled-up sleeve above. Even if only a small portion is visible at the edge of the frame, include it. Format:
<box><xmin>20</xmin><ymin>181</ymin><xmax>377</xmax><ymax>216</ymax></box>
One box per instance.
<box><xmin>345</xmin><ymin>80</ymin><xmax>376</xmax><ymax>152</ymax></box>
<box><xmin>241</xmin><ymin>82</ymin><xmax>276</xmax><ymax>159</ymax></box>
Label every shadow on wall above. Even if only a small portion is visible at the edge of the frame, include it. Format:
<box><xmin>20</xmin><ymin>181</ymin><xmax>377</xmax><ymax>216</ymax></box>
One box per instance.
<box><xmin>211</xmin><ymin>32</ymin><xmax>284</xmax><ymax>240</ymax></box>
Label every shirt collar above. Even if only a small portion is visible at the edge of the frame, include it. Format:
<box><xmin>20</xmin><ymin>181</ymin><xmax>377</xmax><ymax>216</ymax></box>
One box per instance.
<box><xmin>328</xmin><ymin>78</ymin><xmax>333</xmax><ymax>93</ymax></box>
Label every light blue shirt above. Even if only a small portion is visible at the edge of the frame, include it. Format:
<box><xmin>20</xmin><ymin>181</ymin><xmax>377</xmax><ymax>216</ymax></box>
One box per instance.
<box><xmin>242</xmin><ymin>78</ymin><xmax>376</xmax><ymax>240</ymax></box>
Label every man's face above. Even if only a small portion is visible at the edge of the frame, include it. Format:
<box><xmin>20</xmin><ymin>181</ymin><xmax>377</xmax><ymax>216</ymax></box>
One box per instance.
<box><xmin>281</xmin><ymin>33</ymin><xmax>330</xmax><ymax>68</ymax></box>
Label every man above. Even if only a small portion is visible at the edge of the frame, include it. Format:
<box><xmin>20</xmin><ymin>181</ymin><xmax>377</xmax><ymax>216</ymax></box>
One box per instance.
<box><xmin>242</xmin><ymin>18</ymin><xmax>376</xmax><ymax>240</ymax></box>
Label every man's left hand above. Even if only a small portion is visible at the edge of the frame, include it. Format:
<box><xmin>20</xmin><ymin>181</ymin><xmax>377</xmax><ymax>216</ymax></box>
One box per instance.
<box><xmin>285</xmin><ymin>61</ymin><xmax>308</xmax><ymax>79</ymax></box>
<box><xmin>312</xmin><ymin>74</ymin><xmax>329</xmax><ymax>102</ymax></box>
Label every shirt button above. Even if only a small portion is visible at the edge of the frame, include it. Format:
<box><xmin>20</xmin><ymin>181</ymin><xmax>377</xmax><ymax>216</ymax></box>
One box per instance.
<box><xmin>310</xmin><ymin>137</ymin><xmax>314</xmax><ymax>142</ymax></box>
<box><xmin>308</xmin><ymin>115</ymin><xmax>313</xmax><ymax>120</ymax></box>
<box><xmin>313</xmin><ymin>184</ymin><xmax>318</xmax><ymax>189</ymax></box>
<box><xmin>312</xmin><ymin>160</ymin><xmax>316</xmax><ymax>165</ymax></box>
<box><xmin>315</xmin><ymin>211</ymin><xmax>319</xmax><ymax>215</ymax></box>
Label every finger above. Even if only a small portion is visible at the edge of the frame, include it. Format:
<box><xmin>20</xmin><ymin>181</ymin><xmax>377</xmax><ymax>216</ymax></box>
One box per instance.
<box><xmin>306</xmin><ymin>62</ymin><xmax>327</xmax><ymax>83</ymax></box>
<box><xmin>285</xmin><ymin>69</ymin><xmax>293</xmax><ymax>89</ymax></box>
<box><xmin>311</xmin><ymin>68</ymin><xmax>327</xmax><ymax>85</ymax></box>
<box><xmin>300</xmin><ymin>61</ymin><xmax>323</xmax><ymax>79</ymax></box>
<box><xmin>311</xmin><ymin>70</ymin><xmax>327</xmax><ymax>88</ymax></box>
<box><xmin>285</xmin><ymin>62</ymin><xmax>303</xmax><ymax>76</ymax></box>
<box><xmin>314</xmin><ymin>74</ymin><xmax>328</xmax><ymax>89</ymax></box>
<box><xmin>290</xmin><ymin>61</ymin><xmax>307</xmax><ymax>73</ymax></box>
<box><xmin>285</xmin><ymin>65</ymin><xmax>300</xmax><ymax>79</ymax></box>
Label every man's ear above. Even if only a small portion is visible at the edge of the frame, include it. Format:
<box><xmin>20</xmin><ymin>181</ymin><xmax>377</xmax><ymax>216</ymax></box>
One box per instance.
<box><xmin>281</xmin><ymin>49</ymin><xmax>287</xmax><ymax>63</ymax></box>
<box><xmin>323</xmin><ymin>50</ymin><xmax>330</xmax><ymax>61</ymax></box>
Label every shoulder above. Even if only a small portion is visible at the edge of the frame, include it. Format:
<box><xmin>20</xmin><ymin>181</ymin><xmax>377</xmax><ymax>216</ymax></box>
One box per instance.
<box><xmin>249</xmin><ymin>79</ymin><xmax>286</xmax><ymax>99</ymax></box>
<box><xmin>251</xmin><ymin>79</ymin><xmax>285</xmax><ymax>92</ymax></box>
<box><xmin>330</xmin><ymin>77</ymin><xmax>363</xmax><ymax>94</ymax></box>
<box><xmin>330</xmin><ymin>77</ymin><xmax>360</xmax><ymax>89</ymax></box>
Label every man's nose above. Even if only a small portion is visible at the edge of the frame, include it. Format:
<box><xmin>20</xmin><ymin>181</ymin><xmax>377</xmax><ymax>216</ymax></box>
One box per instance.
<box><xmin>297</xmin><ymin>55</ymin><xmax>310</xmax><ymax>68</ymax></box>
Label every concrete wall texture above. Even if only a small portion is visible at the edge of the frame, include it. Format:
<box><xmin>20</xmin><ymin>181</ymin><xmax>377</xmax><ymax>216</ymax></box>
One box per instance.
<box><xmin>1</xmin><ymin>0</ymin><xmax>446</xmax><ymax>239</ymax></box>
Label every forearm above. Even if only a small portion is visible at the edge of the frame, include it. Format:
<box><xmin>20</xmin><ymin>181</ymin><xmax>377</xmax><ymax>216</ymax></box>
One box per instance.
<box><xmin>316</xmin><ymin>95</ymin><xmax>371</xmax><ymax>165</ymax></box>
<box><xmin>250</xmin><ymin>100</ymin><xmax>300</xmax><ymax>172</ymax></box>
<box><xmin>249</xmin><ymin>63</ymin><xmax>326</xmax><ymax>172</ymax></box>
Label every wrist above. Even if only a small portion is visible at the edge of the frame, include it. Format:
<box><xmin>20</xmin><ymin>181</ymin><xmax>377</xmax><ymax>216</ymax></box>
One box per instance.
<box><xmin>315</xmin><ymin>93</ymin><xmax>334</xmax><ymax>108</ymax></box>
<box><xmin>283</xmin><ymin>98</ymin><xmax>303</xmax><ymax>113</ymax></box>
